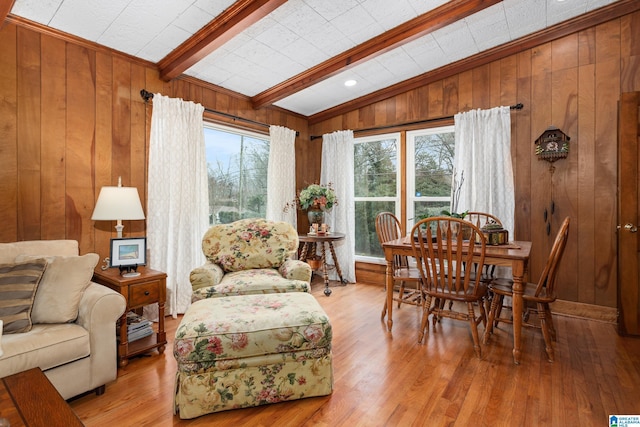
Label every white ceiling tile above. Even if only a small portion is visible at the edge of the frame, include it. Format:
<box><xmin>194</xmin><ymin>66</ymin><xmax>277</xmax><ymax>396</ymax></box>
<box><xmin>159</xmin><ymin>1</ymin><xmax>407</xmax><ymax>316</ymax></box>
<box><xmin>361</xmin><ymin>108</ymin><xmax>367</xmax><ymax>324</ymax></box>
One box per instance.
<box><xmin>172</xmin><ymin>6</ymin><xmax>215</xmax><ymax>35</ymax></box>
<box><xmin>361</xmin><ymin>0</ymin><xmax>419</xmax><ymax>30</ymax></box>
<box><xmin>255</xmin><ymin>22</ymin><xmax>300</xmax><ymax>51</ymax></box>
<box><xmin>503</xmin><ymin>0</ymin><xmax>547</xmax><ymax>40</ymax></box>
<box><xmin>10</xmin><ymin>0</ymin><xmax>63</xmax><ymax>25</ymax></box>
<box><xmin>432</xmin><ymin>21</ymin><xmax>478</xmax><ymax>60</ymax></box>
<box><xmin>329</xmin><ymin>5</ymin><xmax>377</xmax><ymax>41</ymax></box>
<box><xmin>138</xmin><ymin>24</ymin><xmax>192</xmax><ymax>62</ymax></box>
<box><xmin>302</xmin><ymin>0</ymin><xmax>360</xmax><ymax>21</ymax></box>
<box><xmin>275</xmin><ymin>2</ymin><xmax>327</xmax><ymax>37</ymax></box>
<box><xmin>48</xmin><ymin>0</ymin><xmax>130</xmax><ymax>42</ymax></box>
<box><xmin>192</xmin><ymin>0</ymin><xmax>236</xmax><ymax>17</ymax></box>
<box><xmin>285</xmin><ymin>38</ymin><xmax>330</xmax><ymax>68</ymax></box>
<box><xmin>547</xmin><ymin>0</ymin><xmax>588</xmax><ymax>26</ymax></box>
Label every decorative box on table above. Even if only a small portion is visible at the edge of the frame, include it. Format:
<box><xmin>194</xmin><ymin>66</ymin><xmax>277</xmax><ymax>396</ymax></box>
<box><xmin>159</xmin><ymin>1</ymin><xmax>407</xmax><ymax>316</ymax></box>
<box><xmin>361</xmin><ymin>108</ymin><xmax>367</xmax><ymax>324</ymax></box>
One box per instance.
<box><xmin>480</xmin><ymin>223</ymin><xmax>509</xmax><ymax>245</ymax></box>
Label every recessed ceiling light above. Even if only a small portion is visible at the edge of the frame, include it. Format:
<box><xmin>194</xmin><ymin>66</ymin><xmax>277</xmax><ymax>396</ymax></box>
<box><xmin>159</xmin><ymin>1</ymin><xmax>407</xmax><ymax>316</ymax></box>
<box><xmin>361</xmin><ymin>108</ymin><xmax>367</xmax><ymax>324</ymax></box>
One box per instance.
<box><xmin>344</xmin><ymin>79</ymin><xmax>357</xmax><ymax>87</ymax></box>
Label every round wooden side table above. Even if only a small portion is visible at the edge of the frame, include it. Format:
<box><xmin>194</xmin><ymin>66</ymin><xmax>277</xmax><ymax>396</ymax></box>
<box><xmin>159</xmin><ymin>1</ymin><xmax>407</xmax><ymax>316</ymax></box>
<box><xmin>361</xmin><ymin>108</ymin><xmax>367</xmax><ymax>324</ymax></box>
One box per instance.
<box><xmin>298</xmin><ymin>232</ymin><xmax>346</xmax><ymax>296</ymax></box>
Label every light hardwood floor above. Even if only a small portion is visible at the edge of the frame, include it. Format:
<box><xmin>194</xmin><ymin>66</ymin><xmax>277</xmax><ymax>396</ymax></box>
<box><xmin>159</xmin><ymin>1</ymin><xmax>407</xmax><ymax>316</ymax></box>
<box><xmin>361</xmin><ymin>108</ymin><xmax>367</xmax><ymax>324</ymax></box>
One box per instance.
<box><xmin>69</xmin><ymin>280</ymin><xmax>640</xmax><ymax>426</ymax></box>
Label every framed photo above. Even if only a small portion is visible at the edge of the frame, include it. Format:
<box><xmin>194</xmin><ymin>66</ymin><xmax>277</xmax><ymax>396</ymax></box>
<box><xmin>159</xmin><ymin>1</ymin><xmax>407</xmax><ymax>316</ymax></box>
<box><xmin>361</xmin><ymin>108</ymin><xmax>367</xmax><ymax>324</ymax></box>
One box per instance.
<box><xmin>110</xmin><ymin>237</ymin><xmax>146</xmax><ymax>268</ymax></box>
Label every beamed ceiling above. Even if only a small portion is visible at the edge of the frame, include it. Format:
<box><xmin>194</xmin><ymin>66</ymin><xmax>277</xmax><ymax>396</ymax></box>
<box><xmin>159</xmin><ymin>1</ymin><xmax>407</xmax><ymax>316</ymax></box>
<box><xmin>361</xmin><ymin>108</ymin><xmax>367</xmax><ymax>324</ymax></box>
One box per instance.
<box><xmin>3</xmin><ymin>0</ymin><xmax>637</xmax><ymax>123</ymax></box>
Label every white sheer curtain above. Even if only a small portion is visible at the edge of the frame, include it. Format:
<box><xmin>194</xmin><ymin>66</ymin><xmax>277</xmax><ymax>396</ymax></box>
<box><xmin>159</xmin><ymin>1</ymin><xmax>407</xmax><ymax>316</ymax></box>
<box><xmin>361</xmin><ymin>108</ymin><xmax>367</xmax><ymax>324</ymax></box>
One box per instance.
<box><xmin>453</xmin><ymin>106</ymin><xmax>514</xmax><ymax>237</ymax></box>
<box><xmin>266</xmin><ymin>125</ymin><xmax>297</xmax><ymax>225</ymax></box>
<box><xmin>146</xmin><ymin>94</ymin><xmax>209</xmax><ymax>319</ymax></box>
<box><xmin>321</xmin><ymin>130</ymin><xmax>356</xmax><ymax>283</ymax></box>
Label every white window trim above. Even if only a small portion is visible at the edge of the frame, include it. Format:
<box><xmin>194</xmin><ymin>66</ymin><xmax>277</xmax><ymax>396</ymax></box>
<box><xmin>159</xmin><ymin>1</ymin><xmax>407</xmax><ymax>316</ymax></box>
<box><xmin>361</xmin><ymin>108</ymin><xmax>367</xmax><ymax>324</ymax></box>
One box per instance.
<box><xmin>353</xmin><ymin>132</ymin><xmax>401</xmax><ymax>262</ymax></box>
<box><xmin>406</xmin><ymin>125</ymin><xmax>454</xmax><ymax>231</ymax></box>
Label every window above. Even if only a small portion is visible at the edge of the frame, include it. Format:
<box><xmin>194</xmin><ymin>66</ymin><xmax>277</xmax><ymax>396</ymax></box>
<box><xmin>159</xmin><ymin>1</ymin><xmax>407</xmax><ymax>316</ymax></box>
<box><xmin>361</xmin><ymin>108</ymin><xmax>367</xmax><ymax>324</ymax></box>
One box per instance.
<box><xmin>353</xmin><ymin>125</ymin><xmax>455</xmax><ymax>261</ymax></box>
<box><xmin>203</xmin><ymin>123</ymin><xmax>269</xmax><ymax>224</ymax></box>
<box><xmin>354</xmin><ymin>133</ymin><xmax>400</xmax><ymax>260</ymax></box>
<box><xmin>407</xmin><ymin>126</ymin><xmax>455</xmax><ymax>230</ymax></box>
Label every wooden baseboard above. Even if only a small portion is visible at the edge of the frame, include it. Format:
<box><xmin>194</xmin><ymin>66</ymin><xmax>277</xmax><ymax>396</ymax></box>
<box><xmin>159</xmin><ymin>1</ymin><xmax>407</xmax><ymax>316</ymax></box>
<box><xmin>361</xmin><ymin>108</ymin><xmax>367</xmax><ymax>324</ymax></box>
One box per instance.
<box><xmin>549</xmin><ymin>300</ymin><xmax>616</xmax><ymax>323</ymax></box>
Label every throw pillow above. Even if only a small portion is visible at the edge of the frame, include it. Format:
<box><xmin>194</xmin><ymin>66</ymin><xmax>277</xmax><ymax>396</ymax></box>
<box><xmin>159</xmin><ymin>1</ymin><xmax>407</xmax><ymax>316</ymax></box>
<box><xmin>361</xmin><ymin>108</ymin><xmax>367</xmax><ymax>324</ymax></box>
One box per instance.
<box><xmin>0</xmin><ymin>259</ymin><xmax>48</xmax><ymax>334</ymax></box>
<box><xmin>15</xmin><ymin>253</ymin><xmax>99</xmax><ymax>324</ymax></box>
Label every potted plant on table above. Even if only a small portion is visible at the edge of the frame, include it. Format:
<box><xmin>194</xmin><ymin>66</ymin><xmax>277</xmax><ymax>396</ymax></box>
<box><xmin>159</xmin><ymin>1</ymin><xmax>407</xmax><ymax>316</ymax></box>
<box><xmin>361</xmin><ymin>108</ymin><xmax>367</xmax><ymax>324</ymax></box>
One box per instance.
<box><xmin>284</xmin><ymin>183</ymin><xmax>338</xmax><ymax>229</ymax></box>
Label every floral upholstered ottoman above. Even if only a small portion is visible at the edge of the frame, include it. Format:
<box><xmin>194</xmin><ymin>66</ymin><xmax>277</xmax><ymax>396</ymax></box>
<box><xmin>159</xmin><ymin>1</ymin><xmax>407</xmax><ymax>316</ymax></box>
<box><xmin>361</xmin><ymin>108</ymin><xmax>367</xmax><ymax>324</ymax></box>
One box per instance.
<box><xmin>173</xmin><ymin>292</ymin><xmax>333</xmax><ymax>419</ymax></box>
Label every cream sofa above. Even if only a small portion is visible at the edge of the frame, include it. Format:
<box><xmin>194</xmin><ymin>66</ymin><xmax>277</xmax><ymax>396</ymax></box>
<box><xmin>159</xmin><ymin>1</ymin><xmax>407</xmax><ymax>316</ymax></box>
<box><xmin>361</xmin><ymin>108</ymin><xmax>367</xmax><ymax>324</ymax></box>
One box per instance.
<box><xmin>0</xmin><ymin>240</ymin><xmax>126</xmax><ymax>399</ymax></box>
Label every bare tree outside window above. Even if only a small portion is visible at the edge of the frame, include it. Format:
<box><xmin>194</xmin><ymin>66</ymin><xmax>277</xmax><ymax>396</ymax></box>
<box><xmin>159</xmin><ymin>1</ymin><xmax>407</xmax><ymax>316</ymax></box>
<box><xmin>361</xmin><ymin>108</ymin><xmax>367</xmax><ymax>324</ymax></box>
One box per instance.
<box><xmin>204</xmin><ymin>126</ymin><xmax>269</xmax><ymax>224</ymax></box>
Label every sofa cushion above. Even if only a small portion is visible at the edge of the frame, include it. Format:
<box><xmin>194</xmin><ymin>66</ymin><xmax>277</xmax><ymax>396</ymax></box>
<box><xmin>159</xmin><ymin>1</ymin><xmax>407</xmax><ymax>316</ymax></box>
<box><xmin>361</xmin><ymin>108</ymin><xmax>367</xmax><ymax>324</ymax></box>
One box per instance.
<box><xmin>0</xmin><ymin>259</ymin><xmax>48</xmax><ymax>334</ymax></box>
<box><xmin>0</xmin><ymin>323</ymin><xmax>90</xmax><ymax>378</ymax></box>
<box><xmin>16</xmin><ymin>253</ymin><xmax>99</xmax><ymax>324</ymax></box>
<box><xmin>202</xmin><ymin>218</ymin><xmax>298</xmax><ymax>273</ymax></box>
<box><xmin>192</xmin><ymin>269</ymin><xmax>310</xmax><ymax>300</ymax></box>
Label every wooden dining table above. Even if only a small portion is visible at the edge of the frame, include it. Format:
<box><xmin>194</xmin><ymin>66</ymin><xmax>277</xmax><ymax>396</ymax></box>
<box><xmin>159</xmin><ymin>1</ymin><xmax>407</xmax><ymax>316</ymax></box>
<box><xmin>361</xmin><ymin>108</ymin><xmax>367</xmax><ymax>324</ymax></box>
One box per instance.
<box><xmin>381</xmin><ymin>236</ymin><xmax>532</xmax><ymax>364</ymax></box>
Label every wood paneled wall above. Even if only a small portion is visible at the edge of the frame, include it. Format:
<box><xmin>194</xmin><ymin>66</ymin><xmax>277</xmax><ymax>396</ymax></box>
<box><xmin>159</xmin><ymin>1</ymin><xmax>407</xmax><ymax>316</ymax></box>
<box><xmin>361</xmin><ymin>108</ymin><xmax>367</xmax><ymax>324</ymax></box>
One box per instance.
<box><xmin>1</xmin><ymin>11</ymin><xmax>639</xmax><ymax>310</ymax></box>
<box><xmin>310</xmin><ymin>11</ymin><xmax>640</xmax><ymax>309</ymax></box>
<box><xmin>0</xmin><ymin>22</ymin><xmax>312</xmax><ymax>262</ymax></box>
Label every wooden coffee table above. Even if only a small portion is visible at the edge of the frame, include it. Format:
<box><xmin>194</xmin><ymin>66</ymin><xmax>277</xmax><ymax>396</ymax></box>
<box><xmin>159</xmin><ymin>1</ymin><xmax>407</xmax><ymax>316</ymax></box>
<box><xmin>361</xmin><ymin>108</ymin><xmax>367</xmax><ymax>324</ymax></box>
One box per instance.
<box><xmin>0</xmin><ymin>368</ymin><xmax>84</xmax><ymax>426</ymax></box>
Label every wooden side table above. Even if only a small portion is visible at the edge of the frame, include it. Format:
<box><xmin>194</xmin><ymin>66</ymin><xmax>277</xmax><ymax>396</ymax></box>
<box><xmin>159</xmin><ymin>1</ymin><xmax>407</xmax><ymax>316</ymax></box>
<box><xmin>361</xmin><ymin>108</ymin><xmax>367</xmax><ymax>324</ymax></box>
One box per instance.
<box><xmin>298</xmin><ymin>232</ymin><xmax>347</xmax><ymax>296</ymax></box>
<box><xmin>92</xmin><ymin>267</ymin><xmax>167</xmax><ymax>367</ymax></box>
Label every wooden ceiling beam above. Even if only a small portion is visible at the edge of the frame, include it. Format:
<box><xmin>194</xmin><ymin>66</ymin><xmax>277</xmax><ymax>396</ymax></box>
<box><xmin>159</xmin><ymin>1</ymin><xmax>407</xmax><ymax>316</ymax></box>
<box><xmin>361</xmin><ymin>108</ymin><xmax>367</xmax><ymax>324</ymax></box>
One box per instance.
<box><xmin>308</xmin><ymin>0</ymin><xmax>640</xmax><ymax>125</ymax></box>
<box><xmin>250</xmin><ymin>0</ymin><xmax>502</xmax><ymax>109</ymax></box>
<box><xmin>158</xmin><ymin>0</ymin><xmax>287</xmax><ymax>82</ymax></box>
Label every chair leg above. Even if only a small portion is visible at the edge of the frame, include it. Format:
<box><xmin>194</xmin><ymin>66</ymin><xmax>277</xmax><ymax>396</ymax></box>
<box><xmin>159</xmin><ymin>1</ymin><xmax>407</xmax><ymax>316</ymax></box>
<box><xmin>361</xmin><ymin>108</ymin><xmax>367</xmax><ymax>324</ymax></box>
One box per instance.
<box><xmin>381</xmin><ymin>291</ymin><xmax>388</xmax><ymax>320</ymax></box>
<box><xmin>544</xmin><ymin>303</ymin><xmax>557</xmax><ymax>341</ymax></box>
<box><xmin>397</xmin><ymin>281</ymin><xmax>405</xmax><ymax>308</ymax></box>
<box><xmin>483</xmin><ymin>293</ymin><xmax>501</xmax><ymax>344</ymax></box>
<box><xmin>468</xmin><ymin>302</ymin><xmax>482</xmax><ymax>359</ymax></box>
<box><xmin>494</xmin><ymin>294</ymin><xmax>506</xmax><ymax>326</ymax></box>
<box><xmin>538</xmin><ymin>302</ymin><xmax>555</xmax><ymax>362</ymax></box>
<box><xmin>418</xmin><ymin>295</ymin><xmax>433</xmax><ymax>343</ymax></box>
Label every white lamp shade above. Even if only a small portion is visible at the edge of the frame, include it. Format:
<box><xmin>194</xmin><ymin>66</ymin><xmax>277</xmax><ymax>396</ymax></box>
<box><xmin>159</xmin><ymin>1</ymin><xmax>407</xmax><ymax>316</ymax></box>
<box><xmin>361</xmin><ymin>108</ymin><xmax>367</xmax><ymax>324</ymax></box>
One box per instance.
<box><xmin>91</xmin><ymin>186</ymin><xmax>145</xmax><ymax>221</ymax></box>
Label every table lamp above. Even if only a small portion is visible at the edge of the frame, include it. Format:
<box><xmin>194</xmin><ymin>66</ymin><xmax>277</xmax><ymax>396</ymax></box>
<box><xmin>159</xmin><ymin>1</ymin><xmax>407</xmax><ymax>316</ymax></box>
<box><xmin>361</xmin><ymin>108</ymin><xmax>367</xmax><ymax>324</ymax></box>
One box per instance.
<box><xmin>91</xmin><ymin>177</ymin><xmax>145</xmax><ymax>238</ymax></box>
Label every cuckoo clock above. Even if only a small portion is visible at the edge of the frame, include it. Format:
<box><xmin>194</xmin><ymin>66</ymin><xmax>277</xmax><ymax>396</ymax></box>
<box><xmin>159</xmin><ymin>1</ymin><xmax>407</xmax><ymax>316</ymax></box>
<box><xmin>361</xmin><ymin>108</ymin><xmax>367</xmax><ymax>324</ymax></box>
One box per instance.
<box><xmin>535</xmin><ymin>126</ymin><xmax>571</xmax><ymax>235</ymax></box>
<box><xmin>534</xmin><ymin>126</ymin><xmax>570</xmax><ymax>163</ymax></box>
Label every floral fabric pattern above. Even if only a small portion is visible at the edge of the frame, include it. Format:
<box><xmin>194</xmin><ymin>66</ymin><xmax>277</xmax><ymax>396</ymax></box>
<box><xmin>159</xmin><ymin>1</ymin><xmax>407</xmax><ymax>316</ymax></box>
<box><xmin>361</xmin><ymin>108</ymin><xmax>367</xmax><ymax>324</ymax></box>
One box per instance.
<box><xmin>202</xmin><ymin>218</ymin><xmax>298</xmax><ymax>272</ymax></box>
<box><xmin>190</xmin><ymin>218</ymin><xmax>312</xmax><ymax>300</ymax></box>
<box><xmin>191</xmin><ymin>269</ymin><xmax>309</xmax><ymax>301</ymax></box>
<box><xmin>174</xmin><ymin>293</ymin><xmax>333</xmax><ymax>419</ymax></box>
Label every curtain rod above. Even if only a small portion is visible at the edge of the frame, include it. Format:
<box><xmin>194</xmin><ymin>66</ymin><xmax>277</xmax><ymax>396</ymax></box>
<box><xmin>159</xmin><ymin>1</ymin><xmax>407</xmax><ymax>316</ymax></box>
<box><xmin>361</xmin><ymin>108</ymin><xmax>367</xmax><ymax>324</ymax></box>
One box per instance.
<box><xmin>140</xmin><ymin>89</ymin><xmax>299</xmax><ymax>136</ymax></box>
<box><xmin>309</xmin><ymin>103</ymin><xmax>524</xmax><ymax>140</ymax></box>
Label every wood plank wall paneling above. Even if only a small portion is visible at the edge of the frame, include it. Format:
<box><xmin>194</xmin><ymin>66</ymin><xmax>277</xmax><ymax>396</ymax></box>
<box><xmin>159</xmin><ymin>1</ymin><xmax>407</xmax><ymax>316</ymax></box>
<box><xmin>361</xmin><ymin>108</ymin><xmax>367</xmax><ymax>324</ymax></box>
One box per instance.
<box><xmin>0</xmin><ymin>24</ymin><xmax>18</xmax><ymax>242</ymax></box>
<box><xmin>309</xmin><ymin>11</ymin><xmax>640</xmax><ymax>309</ymax></box>
<box><xmin>17</xmin><ymin>26</ymin><xmax>41</xmax><ymax>241</ymax></box>
<box><xmin>40</xmin><ymin>34</ymin><xmax>66</xmax><ymax>240</ymax></box>
<box><xmin>1</xmin><ymin>11</ymin><xmax>640</xmax><ymax>309</ymax></box>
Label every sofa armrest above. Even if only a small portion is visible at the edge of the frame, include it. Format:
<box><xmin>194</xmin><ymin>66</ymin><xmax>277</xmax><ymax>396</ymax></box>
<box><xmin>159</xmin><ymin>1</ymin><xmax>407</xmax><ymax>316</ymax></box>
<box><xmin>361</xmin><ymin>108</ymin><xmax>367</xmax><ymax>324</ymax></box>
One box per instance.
<box><xmin>75</xmin><ymin>282</ymin><xmax>126</xmax><ymax>390</ymax></box>
<box><xmin>190</xmin><ymin>262</ymin><xmax>224</xmax><ymax>291</ymax></box>
<box><xmin>280</xmin><ymin>259</ymin><xmax>312</xmax><ymax>283</ymax></box>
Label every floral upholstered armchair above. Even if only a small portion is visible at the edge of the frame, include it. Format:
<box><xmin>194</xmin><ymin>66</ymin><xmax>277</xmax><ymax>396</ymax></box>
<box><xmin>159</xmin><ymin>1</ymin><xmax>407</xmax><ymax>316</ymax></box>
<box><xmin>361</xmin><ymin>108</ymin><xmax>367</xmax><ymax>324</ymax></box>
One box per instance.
<box><xmin>190</xmin><ymin>218</ymin><xmax>312</xmax><ymax>301</ymax></box>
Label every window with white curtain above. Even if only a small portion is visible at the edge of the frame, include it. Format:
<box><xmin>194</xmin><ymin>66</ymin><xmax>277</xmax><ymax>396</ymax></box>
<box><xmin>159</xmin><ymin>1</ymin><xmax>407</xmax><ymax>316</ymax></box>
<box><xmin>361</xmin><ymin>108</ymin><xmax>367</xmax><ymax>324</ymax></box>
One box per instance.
<box><xmin>354</xmin><ymin>125</ymin><xmax>455</xmax><ymax>262</ymax></box>
<box><xmin>203</xmin><ymin>123</ymin><xmax>269</xmax><ymax>224</ymax></box>
<box><xmin>406</xmin><ymin>125</ymin><xmax>456</xmax><ymax>230</ymax></box>
<box><xmin>354</xmin><ymin>133</ymin><xmax>400</xmax><ymax>261</ymax></box>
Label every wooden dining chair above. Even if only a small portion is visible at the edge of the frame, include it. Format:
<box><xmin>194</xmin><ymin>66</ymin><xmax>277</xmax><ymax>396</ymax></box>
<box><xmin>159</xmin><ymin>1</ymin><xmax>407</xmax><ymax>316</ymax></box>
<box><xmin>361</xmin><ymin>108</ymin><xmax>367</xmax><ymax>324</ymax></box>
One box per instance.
<box><xmin>465</xmin><ymin>211</ymin><xmax>503</xmax><ymax>275</ymax></box>
<box><xmin>483</xmin><ymin>216</ymin><xmax>570</xmax><ymax>362</ymax></box>
<box><xmin>375</xmin><ymin>212</ymin><xmax>421</xmax><ymax>320</ymax></box>
<box><xmin>411</xmin><ymin>216</ymin><xmax>489</xmax><ymax>358</ymax></box>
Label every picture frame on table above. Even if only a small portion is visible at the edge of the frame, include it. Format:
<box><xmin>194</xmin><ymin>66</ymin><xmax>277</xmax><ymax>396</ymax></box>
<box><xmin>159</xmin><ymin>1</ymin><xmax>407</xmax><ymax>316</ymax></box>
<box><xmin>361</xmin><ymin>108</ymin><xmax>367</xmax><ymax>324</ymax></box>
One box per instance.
<box><xmin>110</xmin><ymin>237</ymin><xmax>146</xmax><ymax>276</ymax></box>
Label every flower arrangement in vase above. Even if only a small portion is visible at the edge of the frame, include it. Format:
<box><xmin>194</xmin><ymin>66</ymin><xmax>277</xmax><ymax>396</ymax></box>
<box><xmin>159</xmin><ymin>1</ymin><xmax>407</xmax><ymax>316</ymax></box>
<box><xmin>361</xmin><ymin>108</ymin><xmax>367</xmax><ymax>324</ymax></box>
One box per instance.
<box><xmin>284</xmin><ymin>183</ymin><xmax>338</xmax><ymax>229</ymax></box>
